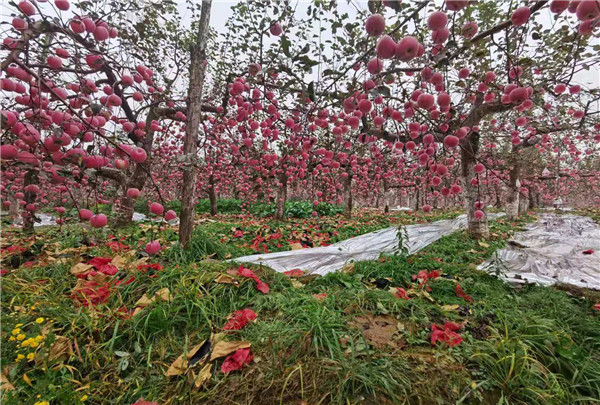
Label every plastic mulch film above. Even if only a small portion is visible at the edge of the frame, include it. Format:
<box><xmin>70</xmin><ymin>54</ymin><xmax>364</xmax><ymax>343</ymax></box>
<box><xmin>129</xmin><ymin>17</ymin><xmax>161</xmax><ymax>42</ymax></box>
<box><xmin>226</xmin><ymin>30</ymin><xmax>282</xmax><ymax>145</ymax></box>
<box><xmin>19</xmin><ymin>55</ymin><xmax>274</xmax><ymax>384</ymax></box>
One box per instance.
<box><xmin>232</xmin><ymin>213</ymin><xmax>504</xmax><ymax>276</ymax></box>
<box><xmin>480</xmin><ymin>214</ymin><xmax>600</xmax><ymax>290</ymax></box>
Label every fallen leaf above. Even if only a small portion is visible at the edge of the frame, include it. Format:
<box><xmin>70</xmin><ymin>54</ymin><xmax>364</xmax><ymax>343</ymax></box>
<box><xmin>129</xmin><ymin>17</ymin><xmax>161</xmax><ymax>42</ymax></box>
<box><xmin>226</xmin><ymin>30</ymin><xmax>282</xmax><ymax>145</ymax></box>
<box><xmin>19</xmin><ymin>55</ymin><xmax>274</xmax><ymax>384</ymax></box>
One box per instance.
<box><xmin>135</xmin><ymin>294</ymin><xmax>155</xmax><ymax>308</ymax></box>
<box><xmin>210</xmin><ymin>340</ymin><xmax>251</xmax><ymax>361</ymax></box>
<box><xmin>440</xmin><ymin>304</ymin><xmax>460</xmax><ymax>312</ymax></box>
<box><xmin>214</xmin><ymin>274</ymin><xmax>238</xmax><ymax>285</ymax></box>
<box><xmin>110</xmin><ymin>255</ymin><xmax>127</xmax><ymax>268</ymax></box>
<box><xmin>49</xmin><ymin>336</ymin><xmax>74</xmax><ymax>362</ymax></box>
<box><xmin>22</xmin><ymin>373</ymin><xmax>33</xmax><ymax>387</ymax></box>
<box><xmin>341</xmin><ymin>262</ymin><xmax>355</xmax><ymax>274</ymax></box>
<box><xmin>1</xmin><ymin>372</ymin><xmax>14</xmax><ymax>391</ymax></box>
<box><xmin>223</xmin><ymin>309</ymin><xmax>257</xmax><ymax>331</ymax></box>
<box><xmin>165</xmin><ymin>341</ymin><xmax>209</xmax><ymax>377</ymax></box>
<box><xmin>155</xmin><ymin>288</ymin><xmax>172</xmax><ymax>302</ymax></box>
<box><xmin>70</xmin><ymin>262</ymin><xmax>94</xmax><ymax>276</ymax></box>
<box><xmin>349</xmin><ymin>314</ymin><xmax>404</xmax><ymax>350</ymax></box>
<box><xmin>221</xmin><ymin>348</ymin><xmax>253</xmax><ymax>374</ymax></box>
<box><xmin>289</xmin><ymin>243</ymin><xmax>304</xmax><ymax>250</ymax></box>
<box><xmin>478</xmin><ymin>241</ymin><xmax>490</xmax><ymax>248</ymax></box>
<box><xmin>193</xmin><ymin>363</ymin><xmax>212</xmax><ymax>389</ymax></box>
<box><xmin>291</xmin><ymin>279</ymin><xmax>305</xmax><ymax>289</ymax></box>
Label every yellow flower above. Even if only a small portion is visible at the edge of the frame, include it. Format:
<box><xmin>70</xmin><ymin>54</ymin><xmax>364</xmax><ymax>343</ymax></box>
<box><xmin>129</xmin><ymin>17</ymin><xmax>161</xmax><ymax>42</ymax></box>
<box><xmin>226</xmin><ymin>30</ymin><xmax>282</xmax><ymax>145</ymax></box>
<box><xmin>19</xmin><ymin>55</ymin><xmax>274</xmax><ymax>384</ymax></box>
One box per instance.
<box><xmin>21</xmin><ymin>339</ymin><xmax>31</xmax><ymax>348</ymax></box>
<box><xmin>12</xmin><ymin>328</ymin><xmax>21</xmax><ymax>335</ymax></box>
<box><xmin>34</xmin><ymin>335</ymin><xmax>44</xmax><ymax>342</ymax></box>
<box><xmin>15</xmin><ymin>354</ymin><xmax>25</xmax><ymax>362</ymax></box>
<box><xmin>34</xmin><ymin>401</ymin><xmax>49</xmax><ymax>405</ymax></box>
<box><xmin>9</xmin><ymin>336</ymin><xmax>15</xmax><ymax>341</ymax></box>
<box><xmin>80</xmin><ymin>395</ymin><xmax>88</xmax><ymax>401</ymax></box>
<box><xmin>35</xmin><ymin>317</ymin><xmax>44</xmax><ymax>324</ymax></box>
<box><xmin>17</xmin><ymin>334</ymin><xmax>26</xmax><ymax>341</ymax></box>
<box><xmin>16</xmin><ymin>323</ymin><xmax>23</xmax><ymax>327</ymax></box>
<box><xmin>27</xmin><ymin>352</ymin><xmax>35</xmax><ymax>361</ymax></box>
<box><xmin>29</xmin><ymin>341</ymin><xmax>39</xmax><ymax>348</ymax></box>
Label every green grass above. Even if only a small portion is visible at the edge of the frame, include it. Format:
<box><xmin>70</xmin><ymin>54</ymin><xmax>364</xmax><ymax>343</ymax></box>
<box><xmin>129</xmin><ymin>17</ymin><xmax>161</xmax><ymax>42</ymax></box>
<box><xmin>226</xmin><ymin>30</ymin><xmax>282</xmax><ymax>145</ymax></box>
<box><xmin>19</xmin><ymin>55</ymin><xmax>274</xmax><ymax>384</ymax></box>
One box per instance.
<box><xmin>2</xmin><ymin>211</ymin><xmax>599</xmax><ymax>405</ymax></box>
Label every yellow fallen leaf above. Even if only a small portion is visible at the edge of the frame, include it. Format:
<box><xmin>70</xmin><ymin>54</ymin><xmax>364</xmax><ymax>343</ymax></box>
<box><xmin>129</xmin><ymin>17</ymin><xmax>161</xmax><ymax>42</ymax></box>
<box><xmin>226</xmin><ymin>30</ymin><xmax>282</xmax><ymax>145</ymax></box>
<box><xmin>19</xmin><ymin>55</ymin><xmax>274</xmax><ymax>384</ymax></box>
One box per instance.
<box><xmin>214</xmin><ymin>274</ymin><xmax>238</xmax><ymax>285</ymax></box>
<box><xmin>440</xmin><ymin>304</ymin><xmax>460</xmax><ymax>312</ymax></box>
<box><xmin>341</xmin><ymin>262</ymin><xmax>355</xmax><ymax>274</ymax></box>
<box><xmin>70</xmin><ymin>262</ymin><xmax>94</xmax><ymax>276</ymax></box>
<box><xmin>291</xmin><ymin>279</ymin><xmax>305</xmax><ymax>289</ymax></box>
<box><xmin>478</xmin><ymin>241</ymin><xmax>490</xmax><ymax>248</ymax></box>
<box><xmin>165</xmin><ymin>342</ymin><xmax>206</xmax><ymax>377</ymax></box>
<box><xmin>135</xmin><ymin>288</ymin><xmax>172</xmax><ymax>308</ymax></box>
<box><xmin>22</xmin><ymin>373</ymin><xmax>33</xmax><ymax>387</ymax></box>
<box><xmin>209</xmin><ymin>340</ymin><xmax>251</xmax><ymax>361</ymax></box>
<box><xmin>289</xmin><ymin>243</ymin><xmax>304</xmax><ymax>250</ymax></box>
<box><xmin>193</xmin><ymin>363</ymin><xmax>212</xmax><ymax>389</ymax></box>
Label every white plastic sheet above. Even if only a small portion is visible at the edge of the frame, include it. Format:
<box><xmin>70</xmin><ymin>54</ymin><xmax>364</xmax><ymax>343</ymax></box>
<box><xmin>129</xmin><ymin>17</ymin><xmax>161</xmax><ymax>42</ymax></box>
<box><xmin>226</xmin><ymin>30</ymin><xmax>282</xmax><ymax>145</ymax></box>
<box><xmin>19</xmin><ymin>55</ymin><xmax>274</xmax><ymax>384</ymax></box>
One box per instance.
<box><xmin>233</xmin><ymin>213</ymin><xmax>503</xmax><ymax>276</ymax></box>
<box><xmin>480</xmin><ymin>214</ymin><xmax>600</xmax><ymax>290</ymax></box>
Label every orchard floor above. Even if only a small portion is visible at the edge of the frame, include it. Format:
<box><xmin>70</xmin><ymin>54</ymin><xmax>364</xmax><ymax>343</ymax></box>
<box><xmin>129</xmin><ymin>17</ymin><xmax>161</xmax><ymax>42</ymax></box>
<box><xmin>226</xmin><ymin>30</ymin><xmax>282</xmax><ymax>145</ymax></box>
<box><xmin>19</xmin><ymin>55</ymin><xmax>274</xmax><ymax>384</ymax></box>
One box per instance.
<box><xmin>1</xmin><ymin>209</ymin><xmax>600</xmax><ymax>405</ymax></box>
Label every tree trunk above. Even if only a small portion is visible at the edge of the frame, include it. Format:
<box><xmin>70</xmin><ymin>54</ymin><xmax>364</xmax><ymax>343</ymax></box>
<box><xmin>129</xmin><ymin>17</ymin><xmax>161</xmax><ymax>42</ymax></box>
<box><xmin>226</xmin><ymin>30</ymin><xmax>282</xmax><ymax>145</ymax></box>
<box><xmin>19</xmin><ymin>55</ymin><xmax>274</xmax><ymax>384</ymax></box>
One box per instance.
<box><xmin>506</xmin><ymin>152</ymin><xmax>520</xmax><ymax>221</ymax></box>
<box><xmin>383</xmin><ymin>180</ymin><xmax>390</xmax><ymax>213</ymax></box>
<box><xmin>415</xmin><ymin>189</ymin><xmax>420</xmax><ymax>212</ymax></box>
<box><xmin>343</xmin><ymin>174</ymin><xmax>353</xmax><ymax>219</ymax></box>
<box><xmin>461</xmin><ymin>134</ymin><xmax>489</xmax><ymax>239</ymax></box>
<box><xmin>208</xmin><ymin>175</ymin><xmax>217</xmax><ymax>216</ymax></box>
<box><xmin>274</xmin><ymin>175</ymin><xmax>287</xmax><ymax>220</ymax></box>
<box><xmin>519</xmin><ymin>192</ymin><xmax>529</xmax><ymax>216</ymax></box>
<box><xmin>112</xmin><ymin>108</ymin><xmax>159</xmax><ymax>227</ymax></box>
<box><xmin>179</xmin><ymin>0</ymin><xmax>212</xmax><ymax>248</ymax></box>
<box><xmin>22</xmin><ymin>169</ymin><xmax>39</xmax><ymax>234</ymax></box>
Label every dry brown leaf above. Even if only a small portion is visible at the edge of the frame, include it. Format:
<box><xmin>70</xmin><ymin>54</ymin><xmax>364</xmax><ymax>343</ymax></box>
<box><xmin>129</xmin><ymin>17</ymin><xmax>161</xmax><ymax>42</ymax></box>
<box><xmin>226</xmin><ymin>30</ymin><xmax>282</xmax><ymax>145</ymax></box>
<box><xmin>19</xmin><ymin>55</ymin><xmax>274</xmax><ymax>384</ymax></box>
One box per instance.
<box><xmin>1</xmin><ymin>372</ymin><xmax>14</xmax><ymax>392</ymax></box>
<box><xmin>165</xmin><ymin>342</ymin><xmax>206</xmax><ymax>377</ymax></box>
<box><xmin>110</xmin><ymin>255</ymin><xmax>126</xmax><ymax>269</ymax></box>
<box><xmin>341</xmin><ymin>262</ymin><xmax>355</xmax><ymax>274</ymax></box>
<box><xmin>209</xmin><ymin>340</ymin><xmax>251</xmax><ymax>361</ymax></box>
<box><xmin>479</xmin><ymin>241</ymin><xmax>490</xmax><ymax>248</ymax></box>
<box><xmin>193</xmin><ymin>363</ymin><xmax>212</xmax><ymax>389</ymax></box>
<box><xmin>214</xmin><ymin>274</ymin><xmax>238</xmax><ymax>285</ymax></box>
<box><xmin>70</xmin><ymin>262</ymin><xmax>94</xmax><ymax>276</ymax></box>
<box><xmin>289</xmin><ymin>243</ymin><xmax>304</xmax><ymax>250</ymax></box>
<box><xmin>291</xmin><ymin>279</ymin><xmax>305</xmax><ymax>289</ymax></box>
<box><xmin>155</xmin><ymin>288</ymin><xmax>172</xmax><ymax>302</ymax></box>
<box><xmin>349</xmin><ymin>314</ymin><xmax>405</xmax><ymax>350</ymax></box>
<box><xmin>135</xmin><ymin>294</ymin><xmax>155</xmax><ymax>308</ymax></box>
<box><xmin>49</xmin><ymin>336</ymin><xmax>74</xmax><ymax>362</ymax></box>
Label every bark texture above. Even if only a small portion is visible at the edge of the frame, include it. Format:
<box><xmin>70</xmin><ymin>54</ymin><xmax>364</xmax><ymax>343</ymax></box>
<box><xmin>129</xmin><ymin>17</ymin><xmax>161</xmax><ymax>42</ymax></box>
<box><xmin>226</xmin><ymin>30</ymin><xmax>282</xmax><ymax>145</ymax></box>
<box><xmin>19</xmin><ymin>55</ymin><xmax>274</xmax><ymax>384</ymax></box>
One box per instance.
<box><xmin>179</xmin><ymin>0</ymin><xmax>212</xmax><ymax>248</ymax></box>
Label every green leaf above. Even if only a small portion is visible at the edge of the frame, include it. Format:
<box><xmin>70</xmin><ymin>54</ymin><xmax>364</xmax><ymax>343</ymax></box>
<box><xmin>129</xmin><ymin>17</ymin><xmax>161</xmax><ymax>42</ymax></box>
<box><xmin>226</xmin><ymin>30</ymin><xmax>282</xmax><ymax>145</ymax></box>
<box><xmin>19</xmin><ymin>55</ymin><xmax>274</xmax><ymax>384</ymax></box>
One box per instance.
<box><xmin>281</xmin><ymin>35</ymin><xmax>292</xmax><ymax>57</ymax></box>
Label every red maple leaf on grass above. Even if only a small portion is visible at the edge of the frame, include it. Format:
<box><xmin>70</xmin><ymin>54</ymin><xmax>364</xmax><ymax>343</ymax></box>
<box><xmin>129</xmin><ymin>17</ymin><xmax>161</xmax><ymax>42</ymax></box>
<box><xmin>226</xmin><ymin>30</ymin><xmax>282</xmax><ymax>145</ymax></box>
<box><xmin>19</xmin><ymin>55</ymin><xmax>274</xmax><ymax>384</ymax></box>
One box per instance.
<box><xmin>455</xmin><ymin>284</ymin><xmax>473</xmax><ymax>302</ymax></box>
<box><xmin>223</xmin><ymin>309</ymin><xmax>257</xmax><ymax>330</ymax></box>
<box><xmin>431</xmin><ymin>321</ymin><xmax>463</xmax><ymax>348</ymax></box>
<box><xmin>237</xmin><ymin>265</ymin><xmax>269</xmax><ymax>294</ymax></box>
<box><xmin>221</xmin><ymin>347</ymin><xmax>253</xmax><ymax>374</ymax></box>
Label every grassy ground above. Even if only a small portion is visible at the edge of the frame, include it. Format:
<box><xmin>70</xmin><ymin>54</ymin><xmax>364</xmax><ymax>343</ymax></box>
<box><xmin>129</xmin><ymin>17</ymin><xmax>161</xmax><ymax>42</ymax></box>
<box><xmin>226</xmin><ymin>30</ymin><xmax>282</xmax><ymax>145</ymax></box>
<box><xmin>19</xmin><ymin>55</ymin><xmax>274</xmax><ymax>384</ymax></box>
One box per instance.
<box><xmin>1</xmin><ymin>209</ymin><xmax>599</xmax><ymax>405</ymax></box>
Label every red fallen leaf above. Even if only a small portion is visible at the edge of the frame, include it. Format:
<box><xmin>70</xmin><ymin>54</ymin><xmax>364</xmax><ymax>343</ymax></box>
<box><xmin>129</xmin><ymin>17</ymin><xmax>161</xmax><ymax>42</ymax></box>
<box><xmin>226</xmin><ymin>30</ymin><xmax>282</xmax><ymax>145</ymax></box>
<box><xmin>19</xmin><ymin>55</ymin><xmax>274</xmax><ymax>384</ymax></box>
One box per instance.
<box><xmin>98</xmin><ymin>264</ymin><xmax>118</xmax><ymax>276</ymax></box>
<box><xmin>583</xmin><ymin>249</ymin><xmax>594</xmax><ymax>255</ymax></box>
<box><xmin>23</xmin><ymin>261</ymin><xmax>36</xmax><ymax>268</ymax></box>
<box><xmin>431</xmin><ymin>322</ymin><xmax>463</xmax><ymax>347</ymax></box>
<box><xmin>428</xmin><ymin>270</ymin><xmax>441</xmax><ymax>279</ymax></box>
<box><xmin>237</xmin><ymin>265</ymin><xmax>269</xmax><ymax>294</ymax></box>
<box><xmin>283</xmin><ymin>269</ymin><xmax>305</xmax><ymax>277</ymax></box>
<box><xmin>593</xmin><ymin>303</ymin><xmax>600</xmax><ymax>311</ymax></box>
<box><xmin>456</xmin><ymin>284</ymin><xmax>473</xmax><ymax>302</ymax></box>
<box><xmin>224</xmin><ymin>309</ymin><xmax>257</xmax><ymax>330</ymax></box>
<box><xmin>0</xmin><ymin>269</ymin><xmax>9</xmax><ymax>276</ymax></box>
<box><xmin>71</xmin><ymin>280</ymin><xmax>111</xmax><ymax>307</ymax></box>
<box><xmin>313</xmin><ymin>293</ymin><xmax>327</xmax><ymax>300</ymax></box>
<box><xmin>395</xmin><ymin>287</ymin><xmax>410</xmax><ymax>300</ymax></box>
<box><xmin>255</xmin><ymin>280</ymin><xmax>270</xmax><ymax>294</ymax></box>
<box><xmin>221</xmin><ymin>347</ymin><xmax>253</xmax><ymax>374</ymax></box>
<box><xmin>88</xmin><ymin>257</ymin><xmax>112</xmax><ymax>268</ymax></box>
